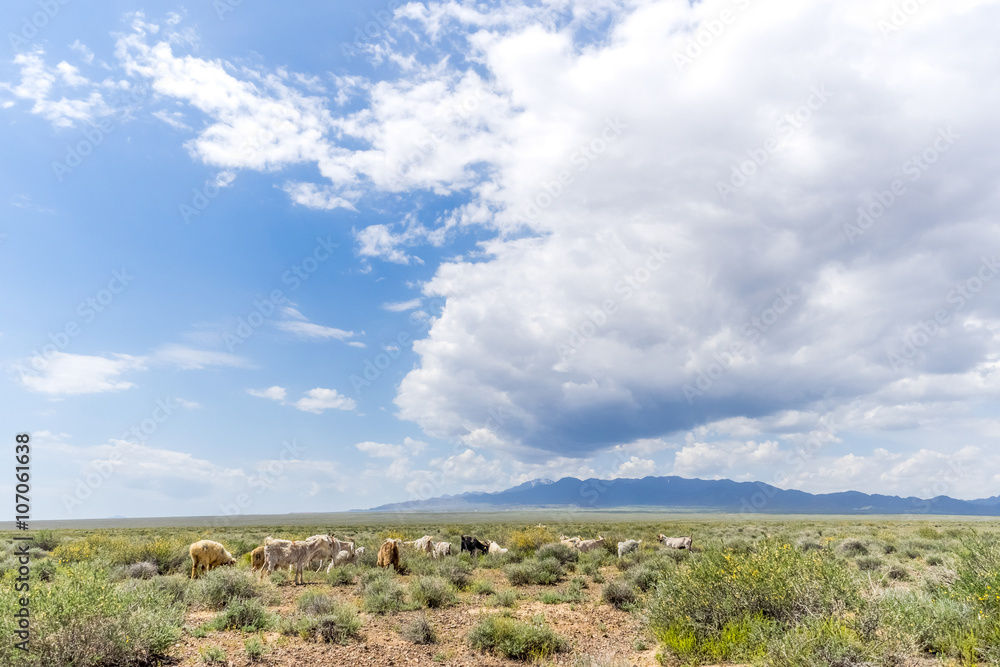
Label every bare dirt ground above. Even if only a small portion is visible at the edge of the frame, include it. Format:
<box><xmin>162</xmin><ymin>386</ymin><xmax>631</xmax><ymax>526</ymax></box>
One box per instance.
<box><xmin>171</xmin><ymin>565</ymin><xmax>663</xmax><ymax>667</ymax></box>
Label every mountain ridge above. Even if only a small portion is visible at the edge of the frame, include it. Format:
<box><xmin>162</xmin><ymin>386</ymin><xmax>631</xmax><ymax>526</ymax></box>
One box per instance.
<box><xmin>363</xmin><ymin>475</ymin><xmax>1000</xmax><ymax>515</ymax></box>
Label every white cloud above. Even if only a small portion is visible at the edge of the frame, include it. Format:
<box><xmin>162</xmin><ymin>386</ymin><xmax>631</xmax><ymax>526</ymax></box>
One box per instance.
<box><xmin>611</xmin><ymin>456</ymin><xmax>656</xmax><ymax>479</ymax></box>
<box><xmin>154</xmin><ymin>344</ymin><xmax>251</xmax><ymax>369</ymax></box>
<box><xmin>69</xmin><ymin>40</ymin><xmax>95</xmax><ymax>64</ymax></box>
<box><xmin>276</xmin><ymin>320</ymin><xmax>355</xmax><ymax>340</ymax></box>
<box><xmin>274</xmin><ymin>306</ymin><xmax>358</xmax><ymax>342</ymax></box>
<box><xmin>18</xmin><ymin>352</ymin><xmax>146</xmax><ymax>396</ymax></box>
<box><xmin>248</xmin><ymin>386</ymin><xmax>287</xmax><ymax>401</ymax></box>
<box><xmin>383</xmin><ymin>298</ymin><xmax>422</xmax><ymax>312</ymax></box>
<box><xmin>0</xmin><ymin>50</ymin><xmax>115</xmax><ymax>127</ymax></box>
<box><xmin>282</xmin><ymin>182</ymin><xmax>357</xmax><ymax>211</ymax></box>
<box><xmin>294</xmin><ymin>387</ymin><xmax>356</xmax><ymax>413</ymax></box>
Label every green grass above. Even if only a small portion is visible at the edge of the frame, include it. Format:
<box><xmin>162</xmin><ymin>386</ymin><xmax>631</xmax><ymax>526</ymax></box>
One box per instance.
<box><xmin>505</xmin><ymin>556</ymin><xmax>566</xmax><ymax>585</ymax></box>
<box><xmin>409</xmin><ymin>575</ymin><xmax>459</xmax><ymax>608</ymax></box>
<box><xmin>207</xmin><ymin>597</ymin><xmax>273</xmax><ymax>632</ymax></box>
<box><xmin>357</xmin><ymin>569</ymin><xmax>407</xmax><ymax>614</ymax></box>
<box><xmin>468</xmin><ymin>613</ymin><xmax>567</xmax><ymax>661</ymax></box>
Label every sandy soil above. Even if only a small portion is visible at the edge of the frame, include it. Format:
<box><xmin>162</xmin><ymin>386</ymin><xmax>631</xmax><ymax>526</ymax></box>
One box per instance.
<box><xmin>170</xmin><ymin>566</ymin><xmax>663</xmax><ymax>667</ymax></box>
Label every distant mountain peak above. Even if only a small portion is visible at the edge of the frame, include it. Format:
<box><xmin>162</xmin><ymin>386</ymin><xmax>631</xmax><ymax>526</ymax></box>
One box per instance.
<box><xmin>363</xmin><ymin>475</ymin><xmax>1000</xmax><ymax>516</ymax></box>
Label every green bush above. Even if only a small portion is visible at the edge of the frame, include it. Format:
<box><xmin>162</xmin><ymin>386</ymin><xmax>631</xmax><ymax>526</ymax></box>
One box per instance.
<box><xmin>468</xmin><ymin>613</ymin><xmax>567</xmax><ymax>661</ymax></box>
<box><xmin>505</xmin><ymin>557</ymin><xmax>565</xmax><ymax>586</ymax></box>
<box><xmin>199</xmin><ymin>645</ymin><xmax>227</xmax><ymax>663</ymax></box>
<box><xmin>490</xmin><ymin>588</ymin><xmax>519</xmax><ymax>608</ymax></box>
<box><xmin>192</xmin><ymin>566</ymin><xmax>268</xmax><ymax>609</ymax></box>
<box><xmin>649</xmin><ymin>540</ymin><xmax>859</xmax><ymax>662</ymax></box>
<box><xmin>410</xmin><ymin>576</ymin><xmax>458</xmax><ymax>608</ymax></box>
<box><xmin>954</xmin><ymin>532</ymin><xmax>1000</xmax><ymax>617</ymax></box>
<box><xmin>401</xmin><ymin>614</ymin><xmax>437</xmax><ymax>644</ymax></box>
<box><xmin>294</xmin><ymin>602</ymin><xmax>362</xmax><ymax>644</ymax></box>
<box><xmin>602</xmin><ymin>579</ymin><xmax>637</xmax><ymax>609</ymax></box>
<box><xmin>436</xmin><ymin>560</ymin><xmax>473</xmax><ymax>590</ymax></box>
<box><xmin>537</xmin><ymin>542</ymin><xmax>578</xmax><ymax>565</ymax></box>
<box><xmin>626</xmin><ymin>563</ymin><xmax>661</xmax><ymax>592</ymax></box>
<box><xmin>326</xmin><ymin>564</ymin><xmax>356</xmax><ymax>586</ymax></box>
<box><xmin>471</xmin><ymin>578</ymin><xmax>495</xmax><ymax>595</ymax></box>
<box><xmin>838</xmin><ymin>539</ymin><xmax>868</xmax><ymax>556</ymax></box>
<box><xmin>245</xmin><ymin>636</ymin><xmax>267</xmax><ymax>662</ymax></box>
<box><xmin>358</xmin><ymin>569</ymin><xmax>406</xmax><ymax>614</ymax></box>
<box><xmin>0</xmin><ymin>562</ymin><xmax>184</xmax><ymax>667</ymax></box>
<box><xmin>209</xmin><ymin>597</ymin><xmax>272</xmax><ymax>631</ymax></box>
<box><xmin>297</xmin><ymin>590</ymin><xmax>337</xmax><ymax>615</ymax></box>
<box><xmin>855</xmin><ymin>556</ymin><xmax>882</xmax><ymax>572</ymax></box>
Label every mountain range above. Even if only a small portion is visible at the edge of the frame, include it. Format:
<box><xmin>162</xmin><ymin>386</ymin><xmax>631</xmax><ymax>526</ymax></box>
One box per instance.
<box><xmin>364</xmin><ymin>476</ymin><xmax>1000</xmax><ymax>515</ymax></box>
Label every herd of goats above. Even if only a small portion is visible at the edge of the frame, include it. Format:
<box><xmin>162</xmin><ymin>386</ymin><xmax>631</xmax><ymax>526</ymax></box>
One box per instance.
<box><xmin>188</xmin><ymin>532</ymin><xmax>694</xmax><ymax>584</ymax></box>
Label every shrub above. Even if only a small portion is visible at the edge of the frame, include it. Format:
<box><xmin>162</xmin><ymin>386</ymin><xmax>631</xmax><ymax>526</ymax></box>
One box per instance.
<box><xmin>490</xmin><ymin>588</ymin><xmax>519</xmax><ymax>608</ymax></box>
<box><xmin>955</xmin><ymin>532</ymin><xmax>1000</xmax><ymax>617</ymax></box>
<box><xmin>505</xmin><ymin>557</ymin><xmax>565</xmax><ymax>586</ymax></box>
<box><xmin>297</xmin><ymin>591</ymin><xmax>336</xmax><ymax>615</ymax></box>
<box><xmin>648</xmin><ymin>540</ymin><xmax>859</xmax><ymax>662</ymax></box>
<box><xmin>297</xmin><ymin>603</ymin><xmax>362</xmax><ymax>644</ymax></box>
<box><xmin>401</xmin><ymin>614</ymin><xmax>437</xmax><ymax>644</ymax></box>
<box><xmin>887</xmin><ymin>565</ymin><xmax>909</xmax><ymax>581</ymax></box>
<box><xmin>917</xmin><ymin>526</ymin><xmax>943</xmax><ymax>540</ymax></box>
<box><xmin>882</xmin><ymin>543</ymin><xmax>898</xmax><ymax>555</ymax></box>
<box><xmin>602</xmin><ymin>579</ymin><xmax>637</xmax><ymax>609</ymax></box>
<box><xmin>326</xmin><ymin>565</ymin><xmax>356</xmax><ymax>586</ymax></box>
<box><xmin>52</xmin><ymin>534</ymin><xmax>189</xmax><ymax>574</ymax></box>
<box><xmin>626</xmin><ymin>563</ymin><xmax>661</xmax><ymax>592</ymax></box>
<box><xmin>245</xmin><ymin>637</ymin><xmax>266</xmax><ymax>662</ymax></box>
<box><xmin>541</xmin><ymin>577</ymin><xmax>586</xmax><ymax>604</ymax></box>
<box><xmin>437</xmin><ymin>560</ymin><xmax>473</xmax><ymax>590</ymax></box>
<box><xmin>838</xmin><ymin>539</ymin><xmax>868</xmax><ymax>556</ymax></box>
<box><xmin>471</xmin><ymin>578</ymin><xmax>495</xmax><ymax>595</ymax></box>
<box><xmin>34</xmin><ymin>558</ymin><xmax>58</xmax><ymax>582</ymax></box>
<box><xmin>33</xmin><ymin>530</ymin><xmax>62</xmax><ymax>552</ymax></box>
<box><xmin>537</xmin><ymin>542</ymin><xmax>578</xmax><ymax>565</ymax></box>
<box><xmin>192</xmin><ymin>567</ymin><xmax>267</xmax><ymax>609</ymax></box>
<box><xmin>926</xmin><ymin>554</ymin><xmax>944</xmax><ymax>566</ymax></box>
<box><xmin>0</xmin><ymin>562</ymin><xmax>184</xmax><ymax>667</ymax></box>
<box><xmin>855</xmin><ymin>556</ymin><xmax>882</xmax><ymax>572</ymax></box>
<box><xmin>200</xmin><ymin>646</ymin><xmax>227</xmax><ymax>663</ymax></box>
<box><xmin>151</xmin><ymin>573</ymin><xmax>191</xmax><ymax>604</ymax></box>
<box><xmin>358</xmin><ymin>569</ymin><xmax>406</xmax><ymax>614</ymax></box>
<box><xmin>468</xmin><ymin>613</ymin><xmax>567</xmax><ymax>661</ymax></box>
<box><xmin>508</xmin><ymin>527</ymin><xmax>557</xmax><ymax>555</ymax></box>
<box><xmin>127</xmin><ymin>561</ymin><xmax>159</xmax><ymax>579</ymax></box>
<box><xmin>410</xmin><ymin>576</ymin><xmax>458</xmax><ymax>609</ymax></box>
<box><xmin>210</xmin><ymin>597</ymin><xmax>272</xmax><ymax>632</ymax></box>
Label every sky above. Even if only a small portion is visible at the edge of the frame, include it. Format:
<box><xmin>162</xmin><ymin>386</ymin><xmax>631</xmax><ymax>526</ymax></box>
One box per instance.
<box><xmin>2</xmin><ymin>0</ymin><xmax>1000</xmax><ymax>521</ymax></box>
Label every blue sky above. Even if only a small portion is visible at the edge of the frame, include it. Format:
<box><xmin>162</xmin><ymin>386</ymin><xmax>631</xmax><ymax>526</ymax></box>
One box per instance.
<box><xmin>2</xmin><ymin>0</ymin><xmax>1000</xmax><ymax>520</ymax></box>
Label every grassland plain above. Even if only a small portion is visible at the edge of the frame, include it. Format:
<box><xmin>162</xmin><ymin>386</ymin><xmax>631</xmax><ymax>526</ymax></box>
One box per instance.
<box><xmin>1</xmin><ymin>512</ymin><xmax>999</xmax><ymax>666</ymax></box>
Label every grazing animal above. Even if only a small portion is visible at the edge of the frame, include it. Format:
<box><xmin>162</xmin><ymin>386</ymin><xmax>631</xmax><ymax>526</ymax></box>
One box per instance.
<box><xmin>404</xmin><ymin>535</ymin><xmax>435</xmax><ymax>554</ymax></box>
<box><xmin>432</xmin><ymin>541</ymin><xmax>452</xmax><ymax>559</ymax></box>
<box><xmin>188</xmin><ymin>540</ymin><xmax>235</xmax><ymax>579</ymax></box>
<box><xmin>262</xmin><ymin>537</ymin><xmax>310</xmax><ymax>585</ymax></box>
<box><xmin>306</xmin><ymin>534</ymin><xmax>354</xmax><ymax>571</ymax></box>
<box><xmin>617</xmin><ymin>539</ymin><xmax>642</xmax><ymax>558</ymax></box>
<box><xmin>249</xmin><ymin>545</ymin><xmax>266</xmax><ymax>572</ymax></box>
<box><xmin>377</xmin><ymin>539</ymin><xmax>401</xmax><ymax>571</ymax></box>
<box><xmin>559</xmin><ymin>535</ymin><xmax>583</xmax><ymax>548</ymax></box>
<box><xmin>658</xmin><ymin>535</ymin><xmax>693</xmax><ymax>550</ymax></box>
<box><xmin>461</xmin><ymin>535</ymin><xmax>490</xmax><ymax>556</ymax></box>
<box><xmin>488</xmin><ymin>541</ymin><xmax>508</xmax><ymax>555</ymax></box>
<box><xmin>575</xmin><ymin>536</ymin><xmax>606</xmax><ymax>553</ymax></box>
